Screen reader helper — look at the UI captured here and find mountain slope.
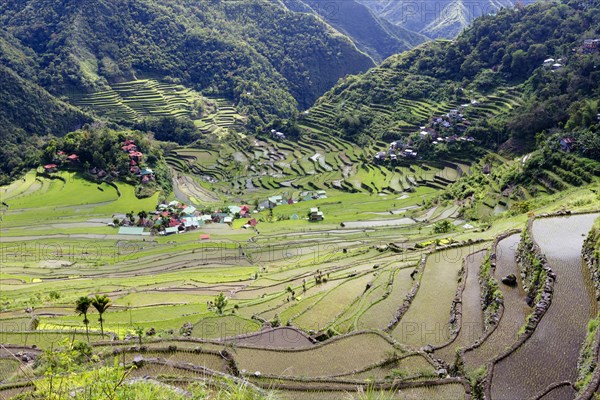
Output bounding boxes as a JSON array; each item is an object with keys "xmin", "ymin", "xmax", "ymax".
[
  {"xmin": 298, "ymin": 0, "xmax": 599, "ymax": 153},
  {"xmin": 0, "ymin": 63, "xmax": 91, "ymax": 184},
  {"xmin": 284, "ymin": 0, "xmax": 428, "ymax": 62},
  {"xmin": 0, "ymin": 29, "xmax": 92, "ymax": 183},
  {"xmin": 358, "ymin": 0, "xmax": 521, "ymax": 38},
  {"xmin": 0, "ymin": 0, "xmax": 375, "ymax": 116}
]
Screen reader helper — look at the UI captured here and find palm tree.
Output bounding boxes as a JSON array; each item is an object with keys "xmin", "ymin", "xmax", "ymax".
[
  {"xmin": 75, "ymin": 296, "xmax": 92, "ymax": 342},
  {"xmin": 91, "ymin": 295, "xmax": 111, "ymax": 337}
]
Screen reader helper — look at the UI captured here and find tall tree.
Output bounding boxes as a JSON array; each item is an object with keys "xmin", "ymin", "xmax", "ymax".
[
  {"xmin": 214, "ymin": 292, "xmax": 228, "ymax": 315},
  {"xmin": 91, "ymin": 295, "xmax": 111, "ymax": 337},
  {"xmin": 75, "ymin": 296, "xmax": 92, "ymax": 342},
  {"xmin": 137, "ymin": 210, "xmax": 148, "ymax": 226}
]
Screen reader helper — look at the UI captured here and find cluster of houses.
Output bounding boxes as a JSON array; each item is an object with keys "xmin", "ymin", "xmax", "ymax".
[
  {"xmin": 544, "ymin": 38, "xmax": 600, "ymax": 69},
  {"xmin": 43, "ymin": 152, "xmax": 80, "ymax": 173},
  {"xmin": 122, "ymin": 139, "xmax": 155, "ymax": 184},
  {"xmin": 374, "ymin": 140, "xmax": 418, "ymax": 163},
  {"xmin": 374, "ymin": 107, "xmax": 475, "ymax": 163},
  {"xmin": 116, "ymin": 201, "xmax": 259, "ymax": 236},
  {"xmin": 42, "ymin": 139, "xmax": 156, "ymax": 186},
  {"xmin": 115, "ymin": 191, "xmax": 330, "ymax": 236},
  {"xmin": 256, "ymin": 190, "xmax": 328, "ymax": 210},
  {"xmin": 581, "ymin": 38, "xmax": 600, "ymax": 53},
  {"xmin": 542, "ymin": 58, "xmax": 564, "ymax": 70}
]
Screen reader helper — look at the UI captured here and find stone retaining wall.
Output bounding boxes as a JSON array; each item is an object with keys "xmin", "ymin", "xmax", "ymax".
[{"xmin": 483, "ymin": 217, "xmax": 557, "ymax": 399}]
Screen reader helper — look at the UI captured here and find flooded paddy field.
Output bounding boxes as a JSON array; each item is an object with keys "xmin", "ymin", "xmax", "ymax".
[
  {"xmin": 491, "ymin": 213, "xmax": 599, "ymax": 399},
  {"xmin": 463, "ymin": 233, "xmax": 530, "ymax": 370},
  {"xmin": 435, "ymin": 249, "xmax": 486, "ymax": 363}
]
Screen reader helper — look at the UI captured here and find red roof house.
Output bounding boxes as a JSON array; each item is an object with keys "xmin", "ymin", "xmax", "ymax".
[
  {"xmin": 240, "ymin": 205, "xmax": 251, "ymax": 215},
  {"xmin": 122, "ymin": 144, "xmax": 137, "ymax": 152}
]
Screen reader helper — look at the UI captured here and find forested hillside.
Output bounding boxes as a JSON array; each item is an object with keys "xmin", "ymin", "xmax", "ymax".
[
  {"xmin": 303, "ymin": 0, "xmax": 599, "ymax": 154},
  {"xmin": 0, "ymin": 31, "xmax": 92, "ymax": 184},
  {"xmin": 0, "ymin": 0, "xmax": 386, "ymax": 182},
  {"xmin": 0, "ymin": 0, "xmax": 375, "ymax": 113}
]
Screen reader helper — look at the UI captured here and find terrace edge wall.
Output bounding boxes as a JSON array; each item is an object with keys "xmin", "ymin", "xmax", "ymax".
[
  {"xmin": 484, "ymin": 216, "xmax": 557, "ymax": 399},
  {"xmin": 577, "ymin": 217, "xmax": 600, "ymax": 400}
]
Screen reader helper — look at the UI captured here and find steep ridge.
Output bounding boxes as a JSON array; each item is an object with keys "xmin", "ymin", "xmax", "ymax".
[
  {"xmin": 0, "ymin": 0, "xmax": 375, "ymax": 113},
  {"xmin": 358, "ymin": 0, "xmax": 524, "ymax": 38},
  {"xmin": 286, "ymin": 0, "xmax": 428, "ymax": 62}
]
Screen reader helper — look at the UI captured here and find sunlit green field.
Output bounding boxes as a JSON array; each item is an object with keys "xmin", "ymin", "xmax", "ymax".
[{"xmin": 1, "ymin": 157, "xmax": 599, "ymax": 399}]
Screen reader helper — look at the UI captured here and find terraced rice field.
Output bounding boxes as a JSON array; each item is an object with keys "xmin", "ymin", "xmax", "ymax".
[
  {"xmin": 70, "ymin": 79, "xmax": 204, "ymax": 120},
  {"xmin": 276, "ymin": 383, "xmax": 467, "ymax": 400},
  {"xmin": 392, "ymin": 244, "xmax": 487, "ymax": 348},
  {"xmin": 194, "ymin": 97, "xmax": 246, "ymax": 135},
  {"xmin": 463, "ymin": 234, "xmax": 530, "ymax": 371},
  {"xmin": 491, "ymin": 213, "xmax": 599, "ymax": 399},
  {"xmin": 232, "ymin": 332, "xmax": 395, "ymax": 377},
  {"xmin": 0, "ymin": 359, "xmax": 21, "ymax": 383},
  {"xmin": 1, "ymin": 137, "xmax": 599, "ymax": 398},
  {"xmin": 435, "ymin": 249, "xmax": 486, "ymax": 362},
  {"xmin": 168, "ymin": 131, "xmax": 465, "ymax": 202},
  {"xmin": 356, "ymin": 267, "xmax": 416, "ymax": 331}
]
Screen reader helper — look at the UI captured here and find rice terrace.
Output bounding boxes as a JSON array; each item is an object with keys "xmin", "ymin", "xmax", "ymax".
[
  {"xmin": 0, "ymin": 0, "xmax": 600, "ymax": 399},
  {"xmin": 1, "ymin": 124, "xmax": 599, "ymax": 400}
]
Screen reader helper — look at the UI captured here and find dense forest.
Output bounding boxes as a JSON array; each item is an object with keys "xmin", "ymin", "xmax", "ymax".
[{"xmin": 0, "ymin": 0, "xmax": 376, "ymax": 112}]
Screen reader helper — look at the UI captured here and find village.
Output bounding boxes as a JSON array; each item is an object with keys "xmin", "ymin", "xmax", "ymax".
[
  {"xmin": 112, "ymin": 193, "xmax": 327, "ymax": 237},
  {"xmin": 43, "ymin": 138, "xmax": 156, "ymax": 184},
  {"xmin": 373, "ymin": 107, "xmax": 476, "ymax": 164},
  {"xmin": 41, "ymin": 136, "xmax": 328, "ymax": 237}
]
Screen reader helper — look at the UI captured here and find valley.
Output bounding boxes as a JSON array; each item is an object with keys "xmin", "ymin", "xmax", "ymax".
[
  {"xmin": 0, "ymin": 0, "xmax": 599, "ymax": 399},
  {"xmin": 0, "ymin": 147, "xmax": 598, "ymax": 399}
]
